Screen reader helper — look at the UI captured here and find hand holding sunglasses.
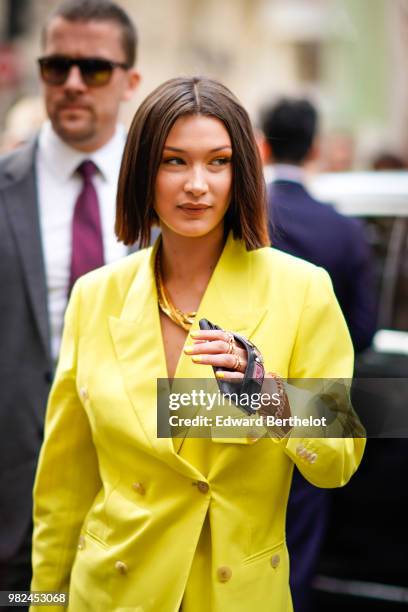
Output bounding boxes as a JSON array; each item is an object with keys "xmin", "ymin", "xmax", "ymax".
[{"xmin": 38, "ymin": 55, "xmax": 130, "ymax": 87}]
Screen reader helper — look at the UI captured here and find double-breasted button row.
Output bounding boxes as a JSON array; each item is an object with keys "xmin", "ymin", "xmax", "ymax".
[
  {"xmin": 115, "ymin": 560, "xmax": 128, "ymax": 575},
  {"xmin": 195, "ymin": 481, "xmax": 209, "ymax": 494},
  {"xmin": 132, "ymin": 482, "xmax": 146, "ymax": 495},
  {"xmin": 296, "ymin": 444, "xmax": 317, "ymax": 463},
  {"xmin": 217, "ymin": 566, "xmax": 232, "ymax": 582}
]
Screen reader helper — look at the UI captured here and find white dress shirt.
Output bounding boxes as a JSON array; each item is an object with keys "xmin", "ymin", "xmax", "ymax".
[
  {"xmin": 264, "ymin": 163, "xmax": 306, "ymax": 186},
  {"xmin": 37, "ymin": 121, "xmax": 128, "ymax": 361}
]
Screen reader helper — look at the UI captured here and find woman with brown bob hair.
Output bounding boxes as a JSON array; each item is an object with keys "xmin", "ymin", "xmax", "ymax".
[
  {"xmin": 115, "ymin": 76, "xmax": 269, "ymax": 249},
  {"xmin": 31, "ymin": 76, "xmax": 364, "ymax": 612}
]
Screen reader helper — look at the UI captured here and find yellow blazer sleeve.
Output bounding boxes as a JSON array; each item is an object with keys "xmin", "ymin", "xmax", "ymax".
[
  {"xmin": 30, "ymin": 281, "xmax": 101, "ymax": 609},
  {"xmin": 282, "ymin": 266, "xmax": 366, "ymax": 488}
]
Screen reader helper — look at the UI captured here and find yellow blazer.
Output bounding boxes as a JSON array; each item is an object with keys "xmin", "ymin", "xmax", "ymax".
[{"xmin": 31, "ymin": 235, "xmax": 365, "ymax": 612}]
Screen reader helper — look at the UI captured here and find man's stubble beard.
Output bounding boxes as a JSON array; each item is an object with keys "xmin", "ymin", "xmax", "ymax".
[
  {"xmin": 49, "ymin": 91, "xmax": 98, "ymax": 146},
  {"xmin": 52, "ymin": 110, "xmax": 98, "ymax": 146}
]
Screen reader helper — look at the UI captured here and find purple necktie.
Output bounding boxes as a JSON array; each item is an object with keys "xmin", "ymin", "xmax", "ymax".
[{"xmin": 69, "ymin": 160, "xmax": 104, "ymax": 293}]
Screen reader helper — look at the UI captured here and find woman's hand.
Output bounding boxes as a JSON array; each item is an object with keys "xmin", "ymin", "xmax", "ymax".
[
  {"xmin": 184, "ymin": 329, "xmax": 247, "ymax": 378},
  {"xmin": 184, "ymin": 331, "xmax": 291, "ymax": 427}
]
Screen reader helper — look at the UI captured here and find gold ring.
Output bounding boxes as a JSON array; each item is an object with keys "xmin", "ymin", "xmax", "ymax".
[
  {"xmin": 232, "ymin": 353, "xmax": 241, "ymax": 371},
  {"xmin": 226, "ymin": 333, "xmax": 235, "ymax": 354}
]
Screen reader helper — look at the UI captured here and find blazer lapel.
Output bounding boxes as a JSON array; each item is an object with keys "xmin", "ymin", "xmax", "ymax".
[
  {"xmin": 108, "ymin": 242, "xmax": 205, "ymax": 481},
  {"xmin": 109, "ymin": 235, "xmax": 269, "ymax": 468},
  {"xmin": 2, "ymin": 139, "xmax": 50, "ymax": 358},
  {"xmin": 173, "ymin": 234, "xmax": 268, "ymax": 449}
]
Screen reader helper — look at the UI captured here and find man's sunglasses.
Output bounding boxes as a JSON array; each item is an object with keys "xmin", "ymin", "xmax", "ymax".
[{"xmin": 37, "ymin": 56, "xmax": 130, "ymax": 87}]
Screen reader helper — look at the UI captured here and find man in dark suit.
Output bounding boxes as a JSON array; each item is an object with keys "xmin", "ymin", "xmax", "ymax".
[
  {"xmin": 261, "ymin": 99, "xmax": 377, "ymax": 611},
  {"xmin": 0, "ymin": 0, "xmax": 140, "ymax": 599}
]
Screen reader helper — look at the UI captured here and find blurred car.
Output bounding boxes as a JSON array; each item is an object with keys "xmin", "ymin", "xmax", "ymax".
[
  {"xmin": 306, "ymin": 171, "xmax": 408, "ymax": 611},
  {"xmin": 310, "ymin": 171, "xmax": 408, "ymax": 357}
]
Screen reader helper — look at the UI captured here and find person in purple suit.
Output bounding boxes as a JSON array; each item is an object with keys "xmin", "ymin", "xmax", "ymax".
[{"xmin": 261, "ymin": 98, "xmax": 377, "ymax": 612}]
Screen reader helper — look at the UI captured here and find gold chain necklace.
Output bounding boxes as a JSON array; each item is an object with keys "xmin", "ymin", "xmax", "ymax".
[{"xmin": 155, "ymin": 246, "xmax": 197, "ymax": 331}]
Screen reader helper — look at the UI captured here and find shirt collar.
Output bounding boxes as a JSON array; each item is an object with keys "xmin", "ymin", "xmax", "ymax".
[
  {"xmin": 270, "ymin": 163, "xmax": 305, "ymax": 184},
  {"xmin": 38, "ymin": 121, "xmax": 126, "ymax": 183}
]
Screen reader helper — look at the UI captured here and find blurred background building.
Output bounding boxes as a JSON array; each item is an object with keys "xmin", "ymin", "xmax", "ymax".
[{"xmin": 0, "ymin": 0, "xmax": 408, "ymax": 165}]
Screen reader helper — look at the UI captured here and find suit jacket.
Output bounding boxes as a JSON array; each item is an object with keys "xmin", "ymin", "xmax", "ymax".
[
  {"xmin": 268, "ymin": 179, "xmax": 377, "ymax": 352},
  {"xmin": 30, "ymin": 236, "xmax": 365, "ymax": 612},
  {"xmin": 0, "ymin": 139, "xmax": 136, "ymax": 566},
  {"xmin": 0, "ymin": 139, "xmax": 52, "ymax": 563}
]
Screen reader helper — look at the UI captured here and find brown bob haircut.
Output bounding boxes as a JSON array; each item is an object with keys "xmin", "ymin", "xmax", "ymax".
[{"xmin": 116, "ymin": 76, "xmax": 270, "ymax": 249}]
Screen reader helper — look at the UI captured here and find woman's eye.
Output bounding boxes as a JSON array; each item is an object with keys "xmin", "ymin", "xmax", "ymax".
[
  {"xmin": 211, "ymin": 157, "xmax": 232, "ymax": 166},
  {"xmin": 162, "ymin": 157, "xmax": 185, "ymax": 165}
]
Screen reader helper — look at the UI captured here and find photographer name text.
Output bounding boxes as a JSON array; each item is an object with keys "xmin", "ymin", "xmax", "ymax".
[{"xmin": 169, "ymin": 414, "xmax": 327, "ymax": 427}]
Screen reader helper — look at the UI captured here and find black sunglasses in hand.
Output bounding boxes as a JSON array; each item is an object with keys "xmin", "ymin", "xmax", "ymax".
[{"xmin": 37, "ymin": 55, "xmax": 130, "ymax": 87}]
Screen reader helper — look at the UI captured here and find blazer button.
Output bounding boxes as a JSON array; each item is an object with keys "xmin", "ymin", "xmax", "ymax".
[
  {"xmin": 310, "ymin": 453, "xmax": 317, "ymax": 463},
  {"xmin": 132, "ymin": 482, "xmax": 146, "ymax": 495},
  {"xmin": 196, "ymin": 481, "xmax": 209, "ymax": 494},
  {"xmin": 217, "ymin": 566, "xmax": 232, "ymax": 583},
  {"xmin": 270, "ymin": 554, "xmax": 280, "ymax": 569},
  {"xmin": 296, "ymin": 445, "xmax": 308, "ymax": 458},
  {"xmin": 77, "ymin": 535, "xmax": 85, "ymax": 550},
  {"xmin": 115, "ymin": 561, "xmax": 128, "ymax": 575}
]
